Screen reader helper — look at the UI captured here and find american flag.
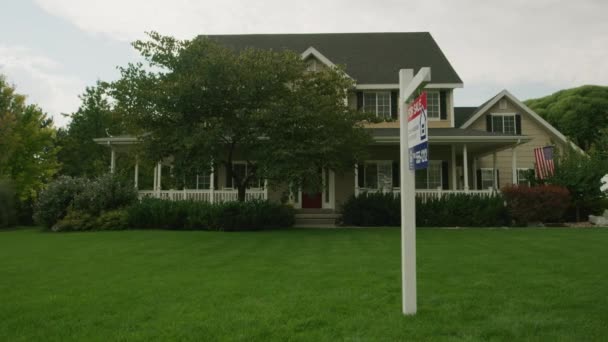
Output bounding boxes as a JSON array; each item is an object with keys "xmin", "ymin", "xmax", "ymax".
[{"xmin": 534, "ymin": 146, "xmax": 555, "ymax": 179}]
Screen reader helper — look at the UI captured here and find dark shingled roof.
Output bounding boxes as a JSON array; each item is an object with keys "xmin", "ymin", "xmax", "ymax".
[
  {"xmin": 454, "ymin": 107, "xmax": 478, "ymax": 127},
  {"xmin": 203, "ymin": 33, "xmax": 462, "ymax": 85}
]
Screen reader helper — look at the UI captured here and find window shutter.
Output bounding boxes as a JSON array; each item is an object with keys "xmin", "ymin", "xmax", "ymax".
[
  {"xmin": 515, "ymin": 114, "xmax": 522, "ymax": 135},
  {"xmin": 486, "ymin": 115, "xmax": 492, "ymax": 132},
  {"xmin": 356, "ymin": 91, "xmax": 363, "ymax": 111},
  {"xmin": 440, "ymin": 91, "xmax": 447, "ymax": 120},
  {"xmin": 357, "ymin": 165, "xmax": 365, "ymax": 187},
  {"xmin": 441, "ymin": 161, "xmax": 449, "ymax": 190},
  {"xmin": 496, "ymin": 169, "xmax": 500, "ymax": 189},
  {"xmin": 476, "ymin": 169, "xmax": 482, "ymax": 190},
  {"xmin": 391, "ymin": 91, "xmax": 398, "ymax": 119},
  {"xmin": 392, "ymin": 161, "xmax": 400, "ymax": 187}
]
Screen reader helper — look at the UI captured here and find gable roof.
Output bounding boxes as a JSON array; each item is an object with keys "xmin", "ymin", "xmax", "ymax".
[
  {"xmin": 202, "ymin": 32, "xmax": 463, "ymax": 85},
  {"xmin": 460, "ymin": 89, "xmax": 584, "ymax": 152}
]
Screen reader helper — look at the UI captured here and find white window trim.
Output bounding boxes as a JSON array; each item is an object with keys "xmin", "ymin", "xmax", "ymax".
[
  {"xmin": 517, "ymin": 168, "xmax": 533, "ymax": 185},
  {"xmin": 362, "ymin": 91, "xmax": 392, "ymax": 119},
  {"xmin": 416, "ymin": 160, "xmax": 443, "ymax": 189},
  {"xmin": 362, "ymin": 160, "xmax": 393, "ymax": 190},
  {"xmin": 490, "ymin": 113, "xmax": 517, "ymax": 134},
  {"xmin": 480, "ymin": 167, "xmax": 495, "ymax": 188},
  {"xmin": 426, "ymin": 91, "xmax": 441, "ymax": 121}
]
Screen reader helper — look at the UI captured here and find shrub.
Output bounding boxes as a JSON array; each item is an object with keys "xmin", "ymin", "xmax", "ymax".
[
  {"xmin": 74, "ymin": 174, "xmax": 137, "ymax": 216},
  {"xmin": 127, "ymin": 199, "xmax": 294, "ymax": 231},
  {"xmin": 0, "ymin": 179, "xmax": 17, "ymax": 228},
  {"xmin": 51, "ymin": 210, "xmax": 96, "ymax": 232},
  {"xmin": 96, "ymin": 209, "xmax": 129, "ymax": 231},
  {"xmin": 341, "ymin": 192, "xmax": 508, "ymax": 227},
  {"xmin": 502, "ymin": 185, "xmax": 571, "ymax": 225},
  {"xmin": 34, "ymin": 176, "xmax": 89, "ymax": 228}
]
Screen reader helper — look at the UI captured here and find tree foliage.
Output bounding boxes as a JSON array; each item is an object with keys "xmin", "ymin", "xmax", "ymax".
[
  {"xmin": 524, "ymin": 85, "xmax": 608, "ymax": 151},
  {"xmin": 56, "ymin": 83, "xmax": 123, "ymax": 177},
  {"xmin": 0, "ymin": 75, "xmax": 59, "ymax": 201},
  {"xmin": 110, "ymin": 32, "xmax": 372, "ymax": 201}
]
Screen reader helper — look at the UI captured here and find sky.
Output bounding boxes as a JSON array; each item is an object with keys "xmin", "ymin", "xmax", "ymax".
[{"xmin": 0, "ymin": 0, "xmax": 607, "ymax": 127}]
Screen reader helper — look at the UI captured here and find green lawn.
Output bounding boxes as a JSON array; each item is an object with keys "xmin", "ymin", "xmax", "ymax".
[{"xmin": 1, "ymin": 228, "xmax": 607, "ymax": 341}]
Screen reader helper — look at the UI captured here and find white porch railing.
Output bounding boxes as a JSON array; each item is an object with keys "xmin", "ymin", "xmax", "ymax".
[
  {"xmin": 138, "ymin": 189, "xmax": 267, "ymax": 202},
  {"xmin": 357, "ymin": 187, "xmax": 498, "ymax": 202}
]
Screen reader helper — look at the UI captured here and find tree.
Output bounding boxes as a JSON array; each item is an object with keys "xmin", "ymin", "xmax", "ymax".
[
  {"xmin": 0, "ymin": 75, "xmax": 59, "ymax": 213},
  {"xmin": 110, "ymin": 32, "xmax": 372, "ymax": 201},
  {"xmin": 525, "ymin": 85, "xmax": 608, "ymax": 151},
  {"xmin": 56, "ymin": 83, "xmax": 124, "ymax": 177},
  {"xmin": 545, "ymin": 146, "xmax": 608, "ymax": 221}
]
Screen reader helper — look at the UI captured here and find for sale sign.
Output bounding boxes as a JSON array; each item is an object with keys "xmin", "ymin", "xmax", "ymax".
[{"xmin": 407, "ymin": 92, "xmax": 429, "ymax": 170}]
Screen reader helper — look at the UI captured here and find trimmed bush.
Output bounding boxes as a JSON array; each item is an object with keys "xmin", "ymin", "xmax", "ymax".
[
  {"xmin": 502, "ymin": 185, "xmax": 571, "ymax": 225},
  {"xmin": 74, "ymin": 174, "xmax": 137, "ymax": 216},
  {"xmin": 33, "ymin": 176, "xmax": 89, "ymax": 228},
  {"xmin": 127, "ymin": 198, "xmax": 295, "ymax": 231},
  {"xmin": 0, "ymin": 179, "xmax": 17, "ymax": 228},
  {"xmin": 51, "ymin": 210, "xmax": 96, "ymax": 232},
  {"xmin": 96, "ymin": 209, "xmax": 129, "ymax": 231},
  {"xmin": 341, "ymin": 192, "xmax": 509, "ymax": 227}
]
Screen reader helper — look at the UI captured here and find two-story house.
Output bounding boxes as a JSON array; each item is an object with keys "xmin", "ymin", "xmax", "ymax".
[{"xmin": 95, "ymin": 32, "xmax": 577, "ymax": 219}]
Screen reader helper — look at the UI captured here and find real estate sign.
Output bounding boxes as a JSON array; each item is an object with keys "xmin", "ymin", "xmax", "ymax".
[{"xmin": 407, "ymin": 92, "xmax": 429, "ymax": 170}]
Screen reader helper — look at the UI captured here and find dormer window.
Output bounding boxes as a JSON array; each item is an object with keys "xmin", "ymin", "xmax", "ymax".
[
  {"xmin": 427, "ymin": 91, "xmax": 441, "ymax": 119},
  {"xmin": 363, "ymin": 92, "xmax": 391, "ymax": 119}
]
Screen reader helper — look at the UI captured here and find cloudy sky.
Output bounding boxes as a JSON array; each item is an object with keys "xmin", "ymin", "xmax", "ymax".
[{"xmin": 1, "ymin": 0, "xmax": 606, "ymax": 127}]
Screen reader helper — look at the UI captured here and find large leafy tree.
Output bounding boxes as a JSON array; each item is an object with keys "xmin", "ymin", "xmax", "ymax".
[
  {"xmin": 0, "ymin": 75, "xmax": 59, "ymax": 201},
  {"xmin": 56, "ymin": 83, "xmax": 123, "ymax": 177},
  {"xmin": 110, "ymin": 32, "xmax": 371, "ymax": 201},
  {"xmin": 524, "ymin": 85, "xmax": 608, "ymax": 151}
]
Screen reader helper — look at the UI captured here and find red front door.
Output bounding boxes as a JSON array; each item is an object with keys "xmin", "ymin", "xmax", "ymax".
[{"xmin": 302, "ymin": 192, "xmax": 322, "ymax": 208}]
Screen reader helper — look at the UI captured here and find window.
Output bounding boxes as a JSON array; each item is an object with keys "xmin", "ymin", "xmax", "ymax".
[
  {"xmin": 197, "ymin": 172, "xmax": 211, "ymax": 189},
  {"xmin": 491, "ymin": 114, "xmax": 516, "ymax": 134},
  {"xmin": 480, "ymin": 168, "xmax": 495, "ymax": 189},
  {"xmin": 363, "ymin": 92, "xmax": 391, "ymax": 119},
  {"xmin": 517, "ymin": 168, "xmax": 534, "ymax": 186},
  {"xmin": 415, "ymin": 161, "xmax": 442, "ymax": 189},
  {"xmin": 363, "ymin": 161, "xmax": 393, "ymax": 190},
  {"xmin": 229, "ymin": 162, "xmax": 262, "ymax": 189},
  {"xmin": 427, "ymin": 91, "xmax": 440, "ymax": 119}
]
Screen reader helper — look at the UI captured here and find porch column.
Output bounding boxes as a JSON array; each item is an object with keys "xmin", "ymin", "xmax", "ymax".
[
  {"xmin": 134, "ymin": 157, "xmax": 139, "ymax": 190},
  {"xmin": 472, "ymin": 158, "xmax": 478, "ymax": 190},
  {"xmin": 451, "ymin": 145, "xmax": 457, "ymax": 190},
  {"xmin": 354, "ymin": 163, "xmax": 359, "ymax": 197},
  {"xmin": 463, "ymin": 144, "xmax": 469, "ymax": 191},
  {"xmin": 492, "ymin": 152, "xmax": 498, "ymax": 190},
  {"xmin": 210, "ymin": 164, "xmax": 215, "ymax": 204},
  {"xmin": 153, "ymin": 164, "xmax": 157, "ymax": 191},
  {"xmin": 110, "ymin": 147, "xmax": 116, "ymax": 174},
  {"xmin": 511, "ymin": 148, "xmax": 517, "ymax": 185},
  {"xmin": 157, "ymin": 161, "xmax": 162, "ymax": 194}
]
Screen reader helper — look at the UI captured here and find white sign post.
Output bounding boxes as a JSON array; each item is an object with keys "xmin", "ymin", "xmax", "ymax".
[{"xmin": 399, "ymin": 68, "xmax": 431, "ymax": 315}]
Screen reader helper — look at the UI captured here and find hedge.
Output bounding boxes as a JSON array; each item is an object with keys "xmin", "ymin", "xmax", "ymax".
[
  {"xmin": 127, "ymin": 198, "xmax": 295, "ymax": 231},
  {"xmin": 502, "ymin": 185, "xmax": 571, "ymax": 225},
  {"xmin": 341, "ymin": 192, "xmax": 509, "ymax": 227}
]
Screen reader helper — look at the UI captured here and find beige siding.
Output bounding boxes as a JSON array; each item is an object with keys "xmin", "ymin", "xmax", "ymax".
[{"xmin": 469, "ymin": 96, "xmax": 565, "ymax": 187}]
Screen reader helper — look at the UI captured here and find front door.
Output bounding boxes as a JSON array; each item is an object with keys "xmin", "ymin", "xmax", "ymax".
[{"xmin": 302, "ymin": 192, "xmax": 322, "ymax": 209}]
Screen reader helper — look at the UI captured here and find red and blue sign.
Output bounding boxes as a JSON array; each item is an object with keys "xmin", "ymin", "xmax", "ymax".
[{"xmin": 407, "ymin": 92, "xmax": 429, "ymax": 170}]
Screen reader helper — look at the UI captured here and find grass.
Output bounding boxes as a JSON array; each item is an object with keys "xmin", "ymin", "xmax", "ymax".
[{"xmin": 1, "ymin": 227, "xmax": 607, "ymax": 341}]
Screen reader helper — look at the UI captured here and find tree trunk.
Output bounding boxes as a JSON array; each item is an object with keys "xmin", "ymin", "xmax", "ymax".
[
  {"xmin": 576, "ymin": 204, "xmax": 581, "ymax": 222},
  {"xmin": 237, "ymin": 184, "xmax": 247, "ymax": 202}
]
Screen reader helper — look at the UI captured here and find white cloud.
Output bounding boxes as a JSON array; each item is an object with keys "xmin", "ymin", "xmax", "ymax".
[
  {"xmin": 0, "ymin": 45, "xmax": 85, "ymax": 127},
  {"xmin": 33, "ymin": 0, "xmax": 608, "ymax": 102}
]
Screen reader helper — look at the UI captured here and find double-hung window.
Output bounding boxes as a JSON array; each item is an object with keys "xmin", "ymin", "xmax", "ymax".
[
  {"xmin": 491, "ymin": 114, "xmax": 516, "ymax": 134},
  {"xmin": 415, "ymin": 161, "xmax": 442, "ymax": 189},
  {"xmin": 229, "ymin": 162, "xmax": 262, "ymax": 189},
  {"xmin": 363, "ymin": 161, "xmax": 393, "ymax": 190},
  {"xmin": 363, "ymin": 92, "xmax": 391, "ymax": 119},
  {"xmin": 426, "ymin": 91, "xmax": 441, "ymax": 119},
  {"xmin": 517, "ymin": 168, "xmax": 534, "ymax": 186},
  {"xmin": 480, "ymin": 168, "xmax": 495, "ymax": 189}
]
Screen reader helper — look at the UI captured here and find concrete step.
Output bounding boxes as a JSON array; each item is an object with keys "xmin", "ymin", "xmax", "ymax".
[{"xmin": 294, "ymin": 212, "xmax": 340, "ymax": 228}]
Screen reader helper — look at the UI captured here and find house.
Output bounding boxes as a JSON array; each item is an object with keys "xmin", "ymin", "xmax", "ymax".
[{"xmin": 94, "ymin": 32, "xmax": 576, "ymax": 214}]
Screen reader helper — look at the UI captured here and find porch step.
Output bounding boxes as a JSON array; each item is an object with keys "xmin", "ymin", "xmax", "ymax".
[{"xmin": 294, "ymin": 210, "xmax": 341, "ymax": 228}]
